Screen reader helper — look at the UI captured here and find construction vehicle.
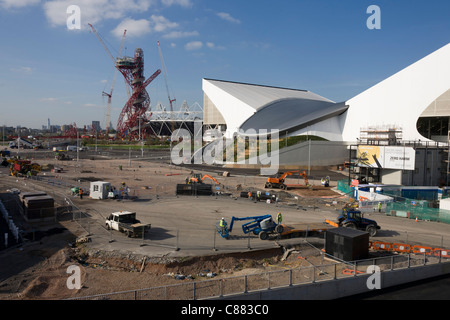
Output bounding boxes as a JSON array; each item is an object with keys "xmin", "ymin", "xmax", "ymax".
[
  {"xmin": 217, "ymin": 215, "xmax": 283, "ymax": 240},
  {"xmin": 105, "ymin": 211, "xmax": 150, "ymax": 238},
  {"xmin": 9, "ymin": 137, "xmax": 40, "ymax": 149},
  {"xmin": 0, "ymin": 149, "xmax": 10, "ymax": 157},
  {"xmin": 7, "ymin": 159, "xmax": 41, "ymax": 177},
  {"xmin": 55, "ymin": 151, "xmax": 72, "ymax": 161},
  {"xmin": 336, "ymin": 209, "xmax": 380, "ymax": 237},
  {"xmin": 186, "ymin": 173, "xmax": 219, "ymax": 185},
  {"xmin": 265, "ymin": 170, "xmax": 308, "ymax": 190},
  {"xmin": 177, "ymin": 173, "xmax": 219, "ymax": 196}
]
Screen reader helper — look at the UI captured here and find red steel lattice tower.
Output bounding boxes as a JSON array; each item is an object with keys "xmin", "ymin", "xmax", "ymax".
[
  {"xmin": 116, "ymin": 48, "xmax": 161, "ymax": 139},
  {"xmin": 89, "ymin": 24, "xmax": 160, "ymax": 139}
]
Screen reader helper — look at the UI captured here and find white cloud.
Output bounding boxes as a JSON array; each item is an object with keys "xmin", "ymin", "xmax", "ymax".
[
  {"xmin": 43, "ymin": 0, "xmax": 156, "ymax": 28},
  {"xmin": 150, "ymin": 15, "xmax": 178, "ymax": 32},
  {"xmin": 162, "ymin": 30, "xmax": 199, "ymax": 39},
  {"xmin": 112, "ymin": 18, "xmax": 152, "ymax": 38},
  {"xmin": 112, "ymin": 15, "xmax": 180, "ymax": 39},
  {"xmin": 205, "ymin": 42, "xmax": 225, "ymax": 50},
  {"xmin": 217, "ymin": 12, "xmax": 241, "ymax": 24},
  {"xmin": 40, "ymin": 97, "xmax": 58, "ymax": 102},
  {"xmin": 185, "ymin": 41, "xmax": 203, "ymax": 51},
  {"xmin": 0, "ymin": 0, "xmax": 40, "ymax": 9},
  {"xmin": 11, "ymin": 66, "xmax": 33, "ymax": 74},
  {"xmin": 161, "ymin": 0, "xmax": 192, "ymax": 8}
]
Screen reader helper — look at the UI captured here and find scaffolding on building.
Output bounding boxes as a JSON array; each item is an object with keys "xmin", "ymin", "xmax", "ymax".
[{"xmin": 359, "ymin": 125, "xmax": 403, "ymax": 145}]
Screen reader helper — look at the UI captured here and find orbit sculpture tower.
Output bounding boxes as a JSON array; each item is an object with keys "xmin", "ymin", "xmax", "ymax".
[{"xmin": 116, "ymin": 48, "xmax": 161, "ymax": 139}]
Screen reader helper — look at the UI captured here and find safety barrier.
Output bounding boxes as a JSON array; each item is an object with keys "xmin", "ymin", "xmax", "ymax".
[
  {"xmin": 70, "ymin": 251, "xmax": 450, "ymax": 300},
  {"xmin": 369, "ymin": 240, "xmax": 450, "ymax": 258}
]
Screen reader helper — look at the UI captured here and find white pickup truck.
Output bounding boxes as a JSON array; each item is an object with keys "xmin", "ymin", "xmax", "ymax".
[{"xmin": 105, "ymin": 211, "xmax": 150, "ymax": 238}]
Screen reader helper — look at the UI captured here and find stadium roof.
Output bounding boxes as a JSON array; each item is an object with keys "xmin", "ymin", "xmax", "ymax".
[
  {"xmin": 203, "ymin": 78, "xmax": 334, "ymax": 111},
  {"xmin": 239, "ymin": 98, "xmax": 348, "ymax": 134}
]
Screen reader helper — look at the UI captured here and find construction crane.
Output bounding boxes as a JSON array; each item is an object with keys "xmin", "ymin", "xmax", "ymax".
[
  {"xmin": 157, "ymin": 40, "xmax": 176, "ymax": 113},
  {"xmin": 88, "ymin": 23, "xmax": 116, "ymax": 64},
  {"xmin": 102, "ymin": 29, "xmax": 127, "ymax": 134},
  {"xmin": 64, "ymin": 122, "xmax": 79, "ymax": 138}
]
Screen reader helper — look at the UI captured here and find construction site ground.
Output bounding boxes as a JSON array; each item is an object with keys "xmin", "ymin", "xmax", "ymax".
[{"xmin": 1, "ymin": 148, "xmax": 450, "ymax": 300}]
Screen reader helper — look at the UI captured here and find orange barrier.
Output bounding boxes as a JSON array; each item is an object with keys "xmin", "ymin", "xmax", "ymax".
[
  {"xmin": 342, "ymin": 268, "xmax": 365, "ymax": 275},
  {"xmin": 411, "ymin": 245, "xmax": 433, "ymax": 255},
  {"xmin": 432, "ymin": 248, "xmax": 450, "ymax": 258},
  {"xmin": 370, "ymin": 241, "xmax": 449, "ymax": 258},
  {"xmin": 371, "ymin": 241, "xmax": 392, "ymax": 251},
  {"xmin": 392, "ymin": 243, "xmax": 411, "ymax": 253}
]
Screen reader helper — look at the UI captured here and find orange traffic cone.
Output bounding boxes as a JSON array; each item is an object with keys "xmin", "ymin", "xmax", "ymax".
[{"xmin": 415, "ymin": 217, "xmax": 418, "ymax": 222}]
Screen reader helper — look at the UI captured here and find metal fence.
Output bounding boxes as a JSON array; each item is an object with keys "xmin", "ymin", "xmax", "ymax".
[{"xmin": 69, "ymin": 251, "xmax": 450, "ymax": 300}]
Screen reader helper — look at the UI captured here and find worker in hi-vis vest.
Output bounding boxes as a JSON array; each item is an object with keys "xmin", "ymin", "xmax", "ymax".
[
  {"xmin": 277, "ymin": 212, "xmax": 282, "ymax": 225},
  {"xmin": 219, "ymin": 217, "xmax": 227, "ymax": 233}
]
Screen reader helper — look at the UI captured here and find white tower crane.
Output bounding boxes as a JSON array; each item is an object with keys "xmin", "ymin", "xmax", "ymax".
[
  {"xmin": 157, "ymin": 40, "xmax": 176, "ymax": 113},
  {"xmin": 88, "ymin": 23, "xmax": 127, "ymax": 134}
]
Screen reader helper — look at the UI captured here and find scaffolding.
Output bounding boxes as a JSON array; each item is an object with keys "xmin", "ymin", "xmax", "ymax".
[{"xmin": 359, "ymin": 125, "xmax": 403, "ymax": 145}]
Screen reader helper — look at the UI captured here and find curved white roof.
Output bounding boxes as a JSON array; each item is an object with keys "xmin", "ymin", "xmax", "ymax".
[
  {"xmin": 240, "ymin": 98, "xmax": 348, "ymax": 134},
  {"xmin": 202, "ymin": 78, "xmax": 335, "ymax": 136},
  {"xmin": 204, "ymin": 79, "xmax": 333, "ymax": 111},
  {"xmin": 203, "ymin": 43, "xmax": 450, "ymax": 142}
]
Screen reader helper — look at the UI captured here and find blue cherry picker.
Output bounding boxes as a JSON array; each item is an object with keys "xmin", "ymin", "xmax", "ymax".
[{"xmin": 217, "ymin": 215, "xmax": 283, "ymax": 240}]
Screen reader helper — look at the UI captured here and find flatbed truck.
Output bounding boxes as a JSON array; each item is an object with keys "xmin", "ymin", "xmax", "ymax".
[{"xmin": 105, "ymin": 211, "xmax": 150, "ymax": 238}]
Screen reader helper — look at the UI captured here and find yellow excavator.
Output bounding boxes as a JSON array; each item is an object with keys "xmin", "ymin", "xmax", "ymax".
[{"xmin": 7, "ymin": 159, "xmax": 41, "ymax": 177}]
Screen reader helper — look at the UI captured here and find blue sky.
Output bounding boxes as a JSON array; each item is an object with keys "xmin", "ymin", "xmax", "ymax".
[{"xmin": 1, "ymin": 0, "xmax": 450, "ymax": 130}]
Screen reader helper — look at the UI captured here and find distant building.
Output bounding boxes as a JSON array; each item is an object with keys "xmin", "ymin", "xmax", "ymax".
[{"xmin": 92, "ymin": 121, "xmax": 101, "ymax": 133}]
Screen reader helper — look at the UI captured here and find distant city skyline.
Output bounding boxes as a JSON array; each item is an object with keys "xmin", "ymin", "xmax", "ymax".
[{"xmin": 2, "ymin": 1, "xmax": 450, "ymax": 129}]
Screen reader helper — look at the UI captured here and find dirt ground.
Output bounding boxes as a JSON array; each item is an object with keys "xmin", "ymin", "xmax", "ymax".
[
  {"xmin": 0, "ymin": 233, "xmax": 329, "ymax": 300},
  {"xmin": 0, "ymin": 152, "xmax": 348, "ymax": 300}
]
